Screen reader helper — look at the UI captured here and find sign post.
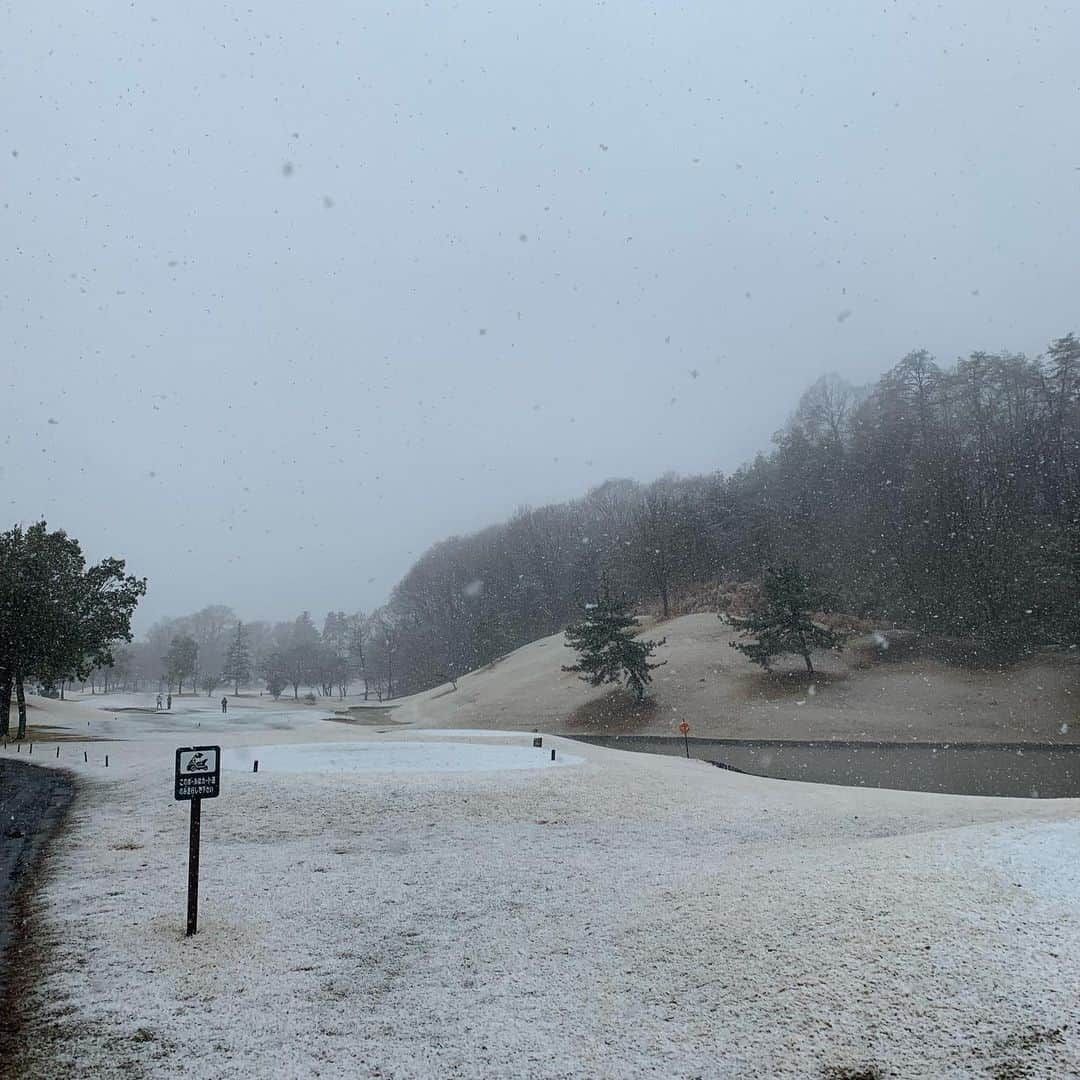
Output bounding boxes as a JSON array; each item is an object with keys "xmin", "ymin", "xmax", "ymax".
[
  {"xmin": 678, "ymin": 721, "xmax": 690, "ymax": 758},
  {"xmin": 174, "ymin": 746, "xmax": 221, "ymax": 936}
]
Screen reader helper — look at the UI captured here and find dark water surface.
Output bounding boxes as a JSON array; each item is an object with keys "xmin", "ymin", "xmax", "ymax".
[{"xmin": 564, "ymin": 734, "xmax": 1080, "ymax": 798}]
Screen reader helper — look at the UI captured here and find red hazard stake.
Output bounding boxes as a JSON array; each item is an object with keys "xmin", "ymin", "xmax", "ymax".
[{"xmin": 679, "ymin": 721, "xmax": 691, "ymax": 758}]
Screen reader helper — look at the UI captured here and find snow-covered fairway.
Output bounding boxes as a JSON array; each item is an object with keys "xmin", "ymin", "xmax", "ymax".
[
  {"xmin": 222, "ymin": 740, "xmax": 581, "ymax": 775},
  {"xmin": 8, "ymin": 697, "xmax": 1080, "ymax": 1078}
]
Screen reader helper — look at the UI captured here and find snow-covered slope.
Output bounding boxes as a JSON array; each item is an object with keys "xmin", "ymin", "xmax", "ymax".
[{"xmin": 389, "ymin": 613, "xmax": 1080, "ymax": 744}]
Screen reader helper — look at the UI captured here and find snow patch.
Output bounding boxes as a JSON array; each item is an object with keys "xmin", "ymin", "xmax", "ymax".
[
  {"xmin": 986, "ymin": 821, "xmax": 1080, "ymax": 902},
  {"xmin": 222, "ymin": 740, "xmax": 581, "ymax": 775}
]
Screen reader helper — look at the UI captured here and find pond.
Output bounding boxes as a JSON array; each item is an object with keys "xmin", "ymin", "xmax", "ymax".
[{"xmin": 565, "ymin": 735, "xmax": 1080, "ymax": 799}]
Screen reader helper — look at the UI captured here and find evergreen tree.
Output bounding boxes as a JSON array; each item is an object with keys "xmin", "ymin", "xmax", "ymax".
[
  {"xmin": 729, "ymin": 565, "xmax": 843, "ymax": 676},
  {"xmin": 261, "ymin": 647, "xmax": 289, "ymax": 699},
  {"xmin": 223, "ymin": 621, "xmax": 252, "ymax": 694},
  {"xmin": 563, "ymin": 584, "xmax": 666, "ymax": 702},
  {"xmin": 163, "ymin": 634, "xmax": 198, "ymax": 694},
  {"xmin": 1, "ymin": 522, "xmax": 145, "ymax": 738}
]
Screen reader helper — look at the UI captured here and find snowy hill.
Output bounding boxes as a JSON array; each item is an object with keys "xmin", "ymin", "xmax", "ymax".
[{"xmin": 386, "ymin": 613, "xmax": 1080, "ymax": 744}]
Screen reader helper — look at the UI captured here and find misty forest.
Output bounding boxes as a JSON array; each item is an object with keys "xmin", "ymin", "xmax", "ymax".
[{"xmin": 21, "ymin": 332, "xmax": 1077, "ymax": 704}]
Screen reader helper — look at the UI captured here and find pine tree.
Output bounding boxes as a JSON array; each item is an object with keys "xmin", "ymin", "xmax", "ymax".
[
  {"xmin": 223, "ymin": 621, "xmax": 252, "ymax": 694},
  {"xmin": 563, "ymin": 584, "xmax": 666, "ymax": 703},
  {"xmin": 729, "ymin": 565, "xmax": 843, "ymax": 676}
]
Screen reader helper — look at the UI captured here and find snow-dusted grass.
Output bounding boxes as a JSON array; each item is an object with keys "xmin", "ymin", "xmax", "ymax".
[
  {"xmin": 388, "ymin": 614, "xmax": 1080, "ymax": 745},
  {"xmin": 8, "ymin": 693, "xmax": 1080, "ymax": 1078}
]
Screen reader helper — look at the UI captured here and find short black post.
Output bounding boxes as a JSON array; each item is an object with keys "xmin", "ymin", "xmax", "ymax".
[
  {"xmin": 186, "ymin": 797, "xmax": 202, "ymax": 936},
  {"xmin": 550, "ymin": 747, "xmax": 556, "ymax": 761},
  {"xmin": 28, "ymin": 743, "xmax": 32, "ymax": 755},
  {"xmin": 253, "ymin": 760, "xmax": 259, "ymax": 773},
  {"xmin": 56, "ymin": 746, "xmax": 60, "ymax": 758},
  {"xmin": 83, "ymin": 750, "xmax": 88, "ymax": 763},
  {"xmin": 105, "ymin": 754, "xmax": 109, "ymax": 767},
  {"xmin": 683, "ymin": 732, "xmax": 690, "ymax": 759}
]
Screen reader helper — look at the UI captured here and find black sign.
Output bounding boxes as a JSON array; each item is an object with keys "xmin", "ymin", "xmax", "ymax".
[{"xmin": 175, "ymin": 745, "xmax": 221, "ymax": 800}]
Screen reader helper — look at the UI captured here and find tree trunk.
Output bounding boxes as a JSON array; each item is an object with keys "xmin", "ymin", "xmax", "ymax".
[
  {"xmin": 15, "ymin": 673, "xmax": 28, "ymax": 740},
  {"xmin": 660, "ymin": 580, "xmax": 670, "ymax": 618},
  {"xmin": 60, "ymin": 679, "xmax": 65, "ymax": 701},
  {"xmin": 0, "ymin": 672, "xmax": 11, "ymax": 737}
]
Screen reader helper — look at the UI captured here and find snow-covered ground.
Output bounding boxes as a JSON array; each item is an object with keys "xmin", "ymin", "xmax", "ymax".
[
  {"xmin": 221, "ymin": 740, "xmax": 580, "ymax": 774},
  {"xmin": 7, "ymin": 692, "xmax": 1080, "ymax": 1078}
]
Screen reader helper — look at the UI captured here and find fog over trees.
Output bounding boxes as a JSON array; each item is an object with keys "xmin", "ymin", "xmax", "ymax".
[
  {"xmin": 92, "ymin": 332, "xmax": 1080, "ymax": 703},
  {"xmin": 363, "ymin": 334, "xmax": 1080, "ymax": 694},
  {"xmin": 112, "ymin": 608, "xmax": 374, "ymax": 701}
]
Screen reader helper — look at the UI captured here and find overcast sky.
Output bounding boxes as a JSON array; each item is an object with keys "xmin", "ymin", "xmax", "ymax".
[{"xmin": 3, "ymin": 1, "xmax": 1078, "ymax": 630}]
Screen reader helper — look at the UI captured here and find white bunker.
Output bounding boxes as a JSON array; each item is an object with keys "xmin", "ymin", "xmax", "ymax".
[{"xmin": 222, "ymin": 738, "xmax": 580, "ymax": 774}]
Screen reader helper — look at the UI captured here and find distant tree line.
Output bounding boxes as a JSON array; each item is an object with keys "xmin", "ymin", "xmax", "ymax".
[
  {"xmin": 104, "ymin": 331, "xmax": 1079, "ymax": 702},
  {"xmin": 361, "ymin": 332, "xmax": 1080, "ymax": 694},
  {"xmin": 111, "ymin": 607, "xmax": 381, "ymax": 702}
]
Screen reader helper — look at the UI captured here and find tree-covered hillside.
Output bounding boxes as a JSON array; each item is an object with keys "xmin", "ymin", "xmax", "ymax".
[{"xmin": 369, "ymin": 334, "xmax": 1080, "ymax": 694}]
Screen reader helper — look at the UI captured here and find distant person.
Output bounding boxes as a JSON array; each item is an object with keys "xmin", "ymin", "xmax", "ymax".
[
  {"xmin": 221, "ymin": 695, "xmax": 228, "ymax": 714},
  {"xmin": 167, "ymin": 692, "xmax": 172, "ymax": 710},
  {"xmin": 156, "ymin": 693, "xmax": 163, "ymax": 711}
]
